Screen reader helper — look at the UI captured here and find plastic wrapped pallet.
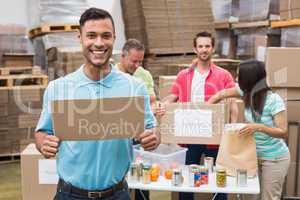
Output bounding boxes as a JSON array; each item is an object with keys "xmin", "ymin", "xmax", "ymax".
[
  {"xmin": 238, "ymin": 0, "xmax": 279, "ymax": 22},
  {"xmin": 236, "ymin": 28, "xmax": 280, "ymax": 61},
  {"xmin": 27, "ymin": 0, "xmax": 88, "ymax": 29},
  {"xmin": 281, "ymin": 27, "xmax": 300, "ymax": 47},
  {"xmin": 211, "ymin": 0, "xmax": 232, "ymax": 22},
  {"xmin": 215, "ymin": 30, "xmax": 237, "ymax": 59},
  {"xmin": 0, "ymin": 25, "xmax": 34, "ymax": 65}
]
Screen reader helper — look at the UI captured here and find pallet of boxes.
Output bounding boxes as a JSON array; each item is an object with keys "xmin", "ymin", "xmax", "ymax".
[{"xmin": 0, "ymin": 52, "xmax": 47, "ymax": 160}]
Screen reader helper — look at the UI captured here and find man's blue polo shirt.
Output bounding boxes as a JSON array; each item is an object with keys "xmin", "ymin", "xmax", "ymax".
[{"xmin": 36, "ymin": 64, "xmax": 156, "ymax": 190}]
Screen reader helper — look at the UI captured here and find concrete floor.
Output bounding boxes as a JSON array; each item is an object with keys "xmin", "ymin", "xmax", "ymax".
[{"xmin": 0, "ymin": 162, "xmax": 22, "ymax": 200}]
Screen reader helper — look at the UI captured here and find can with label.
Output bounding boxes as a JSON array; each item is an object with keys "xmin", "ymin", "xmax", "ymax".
[
  {"xmin": 129, "ymin": 163, "xmax": 139, "ymax": 182},
  {"xmin": 172, "ymin": 169, "xmax": 183, "ymax": 186},
  {"xmin": 216, "ymin": 169, "xmax": 226, "ymax": 187},
  {"xmin": 188, "ymin": 165, "xmax": 197, "ymax": 187},
  {"xmin": 142, "ymin": 165, "xmax": 151, "ymax": 184},
  {"xmin": 204, "ymin": 157, "xmax": 214, "ymax": 173},
  {"xmin": 200, "ymin": 166, "xmax": 209, "ymax": 185}
]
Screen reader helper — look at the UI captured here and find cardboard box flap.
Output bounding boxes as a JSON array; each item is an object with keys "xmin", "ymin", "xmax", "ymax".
[{"xmin": 51, "ymin": 97, "xmax": 145, "ymax": 140}]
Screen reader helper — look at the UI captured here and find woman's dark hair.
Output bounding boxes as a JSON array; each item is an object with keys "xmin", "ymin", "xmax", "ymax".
[{"xmin": 238, "ymin": 59, "xmax": 271, "ymax": 121}]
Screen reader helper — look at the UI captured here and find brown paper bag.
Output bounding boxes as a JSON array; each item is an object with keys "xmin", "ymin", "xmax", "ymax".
[{"xmin": 216, "ymin": 124, "xmax": 258, "ymax": 177}]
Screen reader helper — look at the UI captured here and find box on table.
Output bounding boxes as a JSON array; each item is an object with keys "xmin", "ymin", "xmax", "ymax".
[
  {"xmin": 159, "ymin": 103, "xmax": 230, "ymax": 144},
  {"xmin": 266, "ymin": 47, "xmax": 300, "ymax": 88},
  {"xmin": 133, "ymin": 144, "xmax": 187, "ymax": 172},
  {"xmin": 21, "ymin": 143, "xmax": 57, "ymax": 200}
]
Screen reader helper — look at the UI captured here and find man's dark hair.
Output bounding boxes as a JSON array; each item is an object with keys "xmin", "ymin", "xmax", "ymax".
[
  {"xmin": 79, "ymin": 7, "xmax": 115, "ymax": 33},
  {"xmin": 193, "ymin": 31, "xmax": 215, "ymax": 48}
]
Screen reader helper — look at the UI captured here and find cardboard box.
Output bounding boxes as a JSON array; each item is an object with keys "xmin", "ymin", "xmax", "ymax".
[
  {"xmin": 159, "ymin": 76, "xmax": 176, "ymax": 100},
  {"xmin": 286, "ymin": 101, "xmax": 300, "ymax": 122},
  {"xmin": 272, "ymin": 87, "xmax": 300, "ymax": 101},
  {"xmin": 284, "ymin": 123, "xmax": 299, "ymax": 196},
  {"xmin": 280, "ymin": 0, "xmax": 300, "ymax": 20},
  {"xmin": 159, "ymin": 103, "xmax": 229, "ymax": 144},
  {"xmin": 51, "ymin": 97, "xmax": 145, "ymax": 140},
  {"xmin": 3, "ymin": 53, "xmax": 34, "ymax": 67},
  {"xmin": 21, "ymin": 144, "xmax": 57, "ymax": 200},
  {"xmin": 266, "ymin": 47, "xmax": 300, "ymax": 87}
]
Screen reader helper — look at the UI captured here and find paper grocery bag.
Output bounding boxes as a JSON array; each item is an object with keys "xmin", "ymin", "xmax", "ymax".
[{"xmin": 216, "ymin": 124, "xmax": 258, "ymax": 177}]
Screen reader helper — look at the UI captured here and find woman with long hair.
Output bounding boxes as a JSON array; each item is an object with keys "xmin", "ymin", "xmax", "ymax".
[{"xmin": 208, "ymin": 59, "xmax": 290, "ymax": 200}]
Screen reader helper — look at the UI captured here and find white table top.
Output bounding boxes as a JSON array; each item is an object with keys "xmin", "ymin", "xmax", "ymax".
[{"xmin": 128, "ymin": 172, "xmax": 260, "ymax": 194}]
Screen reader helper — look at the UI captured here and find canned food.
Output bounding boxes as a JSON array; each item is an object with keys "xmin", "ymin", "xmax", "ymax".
[
  {"xmin": 188, "ymin": 165, "xmax": 198, "ymax": 187},
  {"xmin": 236, "ymin": 169, "xmax": 247, "ymax": 187},
  {"xmin": 194, "ymin": 171, "xmax": 201, "ymax": 187},
  {"xmin": 142, "ymin": 165, "xmax": 151, "ymax": 184},
  {"xmin": 172, "ymin": 169, "xmax": 183, "ymax": 186},
  {"xmin": 216, "ymin": 169, "xmax": 226, "ymax": 187},
  {"xmin": 130, "ymin": 163, "xmax": 139, "ymax": 182},
  {"xmin": 204, "ymin": 157, "xmax": 214, "ymax": 173},
  {"xmin": 200, "ymin": 166, "xmax": 209, "ymax": 185}
]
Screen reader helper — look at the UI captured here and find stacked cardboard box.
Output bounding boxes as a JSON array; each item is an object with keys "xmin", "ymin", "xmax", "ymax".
[
  {"xmin": 144, "ymin": 54, "xmax": 195, "ymax": 85},
  {"xmin": 0, "ymin": 86, "xmax": 45, "ymax": 155},
  {"xmin": 280, "ymin": 0, "xmax": 300, "ymax": 20},
  {"xmin": 266, "ymin": 48, "xmax": 300, "ymax": 197},
  {"xmin": 47, "ymin": 47, "xmax": 84, "ymax": 79},
  {"xmin": 121, "ymin": 0, "xmax": 215, "ymax": 55}
]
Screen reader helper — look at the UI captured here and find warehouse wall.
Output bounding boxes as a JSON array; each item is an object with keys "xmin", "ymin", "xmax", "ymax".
[{"xmin": 0, "ymin": 0, "xmax": 126, "ymax": 50}]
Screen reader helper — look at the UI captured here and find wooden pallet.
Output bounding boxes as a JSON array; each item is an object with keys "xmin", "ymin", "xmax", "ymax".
[
  {"xmin": 232, "ymin": 20, "xmax": 270, "ymax": 29},
  {"xmin": 271, "ymin": 19, "xmax": 300, "ymax": 28},
  {"xmin": 214, "ymin": 21, "xmax": 231, "ymax": 29},
  {"xmin": 0, "ymin": 66, "xmax": 41, "ymax": 75},
  {"xmin": 0, "ymin": 74, "xmax": 48, "ymax": 87},
  {"xmin": 0, "ymin": 153, "xmax": 20, "ymax": 164},
  {"xmin": 29, "ymin": 24, "xmax": 80, "ymax": 38}
]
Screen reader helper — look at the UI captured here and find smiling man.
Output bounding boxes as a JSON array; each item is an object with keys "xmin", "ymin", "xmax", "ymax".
[{"xmin": 34, "ymin": 8, "xmax": 160, "ymax": 200}]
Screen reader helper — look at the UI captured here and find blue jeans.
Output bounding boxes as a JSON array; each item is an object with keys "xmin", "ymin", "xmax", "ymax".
[
  {"xmin": 54, "ymin": 182, "xmax": 130, "ymax": 200},
  {"xmin": 179, "ymin": 144, "xmax": 227, "ymax": 200}
]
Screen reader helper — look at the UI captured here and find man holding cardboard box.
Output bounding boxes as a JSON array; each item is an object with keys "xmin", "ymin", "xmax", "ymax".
[
  {"xmin": 34, "ymin": 8, "xmax": 160, "ymax": 200},
  {"xmin": 159, "ymin": 31, "xmax": 238, "ymax": 200}
]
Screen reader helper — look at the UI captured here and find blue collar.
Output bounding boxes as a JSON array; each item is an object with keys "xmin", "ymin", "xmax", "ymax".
[{"xmin": 76, "ymin": 64, "xmax": 117, "ymax": 88}]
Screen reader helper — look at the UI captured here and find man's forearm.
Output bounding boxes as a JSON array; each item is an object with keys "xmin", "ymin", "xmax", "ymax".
[{"xmin": 230, "ymin": 100, "xmax": 239, "ymax": 123}]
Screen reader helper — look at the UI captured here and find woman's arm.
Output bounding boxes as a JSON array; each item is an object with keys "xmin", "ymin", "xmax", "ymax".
[
  {"xmin": 239, "ymin": 110, "xmax": 288, "ymax": 139},
  {"xmin": 208, "ymin": 87, "xmax": 241, "ymax": 104}
]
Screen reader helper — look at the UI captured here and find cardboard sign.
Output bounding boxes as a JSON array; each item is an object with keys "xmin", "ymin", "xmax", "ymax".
[
  {"xmin": 159, "ymin": 103, "xmax": 229, "ymax": 144},
  {"xmin": 51, "ymin": 97, "xmax": 145, "ymax": 140}
]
